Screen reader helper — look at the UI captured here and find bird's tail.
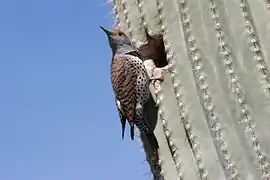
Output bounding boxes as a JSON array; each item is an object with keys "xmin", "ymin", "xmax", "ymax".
[
  {"xmin": 130, "ymin": 123, "xmax": 135, "ymax": 140},
  {"xmin": 120, "ymin": 118, "xmax": 126, "ymax": 140},
  {"xmin": 136, "ymin": 121, "xmax": 159, "ymax": 150},
  {"xmin": 145, "ymin": 131, "xmax": 159, "ymax": 151}
]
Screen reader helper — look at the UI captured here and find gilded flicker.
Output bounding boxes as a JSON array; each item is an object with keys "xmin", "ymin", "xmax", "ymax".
[
  {"xmin": 138, "ymin": 28, "xmax": 172, "ymax": 86},
  {"xmin": 100, "ymin": 26, "xmax": 163, "ymax": 150},
  {"xmin": 138, "ymin": 28, "xmax": 168, "ymax": 68}
]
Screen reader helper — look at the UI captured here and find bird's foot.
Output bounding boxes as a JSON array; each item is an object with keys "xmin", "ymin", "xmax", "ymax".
[
  {"xmin": 150, "ymin": 64, "xmax": 172, "ymax": 81},
  {"xmin": 150, "ymin": 64, "xmax": 173, "ymax": 89}
]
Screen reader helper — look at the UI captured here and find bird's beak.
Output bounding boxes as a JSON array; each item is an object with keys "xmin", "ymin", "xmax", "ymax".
[{"xmin": 100, "ymin": 26, "xmax": 113, "ymax": 37}]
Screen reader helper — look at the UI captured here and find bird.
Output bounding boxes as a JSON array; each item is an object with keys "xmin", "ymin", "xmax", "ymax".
[
  {"xmin": 138, "ymin": 28, "xmax": 172, "ymax": 87},
  {"xmin": 100, "ymin": 26, "xmax": 160, "ymax": 150},
  {"xmin": 138, "ymin": 28, "xmax": 168, "ymax": 68}
]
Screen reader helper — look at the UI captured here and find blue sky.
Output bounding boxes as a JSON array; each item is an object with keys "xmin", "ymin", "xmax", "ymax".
[{"xmin": 0, "ymin": 0, "xmax": 150, "ymax": 179}]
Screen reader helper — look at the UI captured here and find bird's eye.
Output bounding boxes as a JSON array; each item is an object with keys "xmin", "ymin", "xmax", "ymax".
[{"xmin": 118, "ymin": 32, "xmax": 123, "ymax": 36}]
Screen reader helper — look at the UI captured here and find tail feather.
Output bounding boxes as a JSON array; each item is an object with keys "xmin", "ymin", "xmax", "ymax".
[
  {"xmin": 115, "ymin": 99, "xmax": 127, "ymax": 140},
  {"xmin": 145, "ymin": 132, "xmax": 159, "ymax": 150},
  {"xmin": 134, "ymin": 103, "xmax": 159, "ymax": 150},
  {"xmin": 130, "ymin": 124, "xmax": 135, "ymax": 140},
  {"xmin": 121, "ymin": 118, "xmax": 126, "ymax": 140}
]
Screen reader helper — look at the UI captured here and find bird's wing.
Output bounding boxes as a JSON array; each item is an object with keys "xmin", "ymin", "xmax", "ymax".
[
  {"xmin": 110, "ymin": 55, "xmax": 138, "ymax": 125},
  {"xmin": 115, "ymin": 98, "xmax": 135, "ymax": 140},
  {"xmin": 114, "ymin": 98, "xmax": 127, "ymax": 139}
]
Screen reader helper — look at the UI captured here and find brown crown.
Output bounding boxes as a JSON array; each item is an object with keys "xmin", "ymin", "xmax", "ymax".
[{"xmin": 111, "ymin": 28, "xmax": 125, "ymax": 36}]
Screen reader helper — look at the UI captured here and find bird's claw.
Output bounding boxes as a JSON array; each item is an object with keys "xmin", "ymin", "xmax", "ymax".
[{"xmin": 149, "ymin": 64, "xmax": 173, "ymax": 84}]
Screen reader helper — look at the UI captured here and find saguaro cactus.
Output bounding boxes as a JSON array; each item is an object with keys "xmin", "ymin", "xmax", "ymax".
[{"xmin": 108, "ymin": 0, "xmax": 270, "ymax": 179}]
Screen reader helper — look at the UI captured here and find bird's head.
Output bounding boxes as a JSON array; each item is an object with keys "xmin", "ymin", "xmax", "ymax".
[
  {"xmin": 100, "ymin": 26, "xmax": 135, "ymax": 55},
  {"xmin": 144, "ymin": 28, "xmax": 163, "ymax": 48},
  {"xmin": 138, "ymin": 28, "xmax": 168, "ymax": 67}
]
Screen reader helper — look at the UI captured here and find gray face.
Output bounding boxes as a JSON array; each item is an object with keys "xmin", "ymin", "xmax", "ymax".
[{"xmin": 109, "ymin": 32, "xmax": 132, "ymax": 48}]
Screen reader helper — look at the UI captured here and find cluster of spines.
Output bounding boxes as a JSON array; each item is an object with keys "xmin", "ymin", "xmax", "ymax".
[
  {"xmin": 106, "ymin": 0, "xmax": 120, "ymax": 28},
  {"xmin": 240, "ymin": 0, "xmax": 270, "ymax": 98}
]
